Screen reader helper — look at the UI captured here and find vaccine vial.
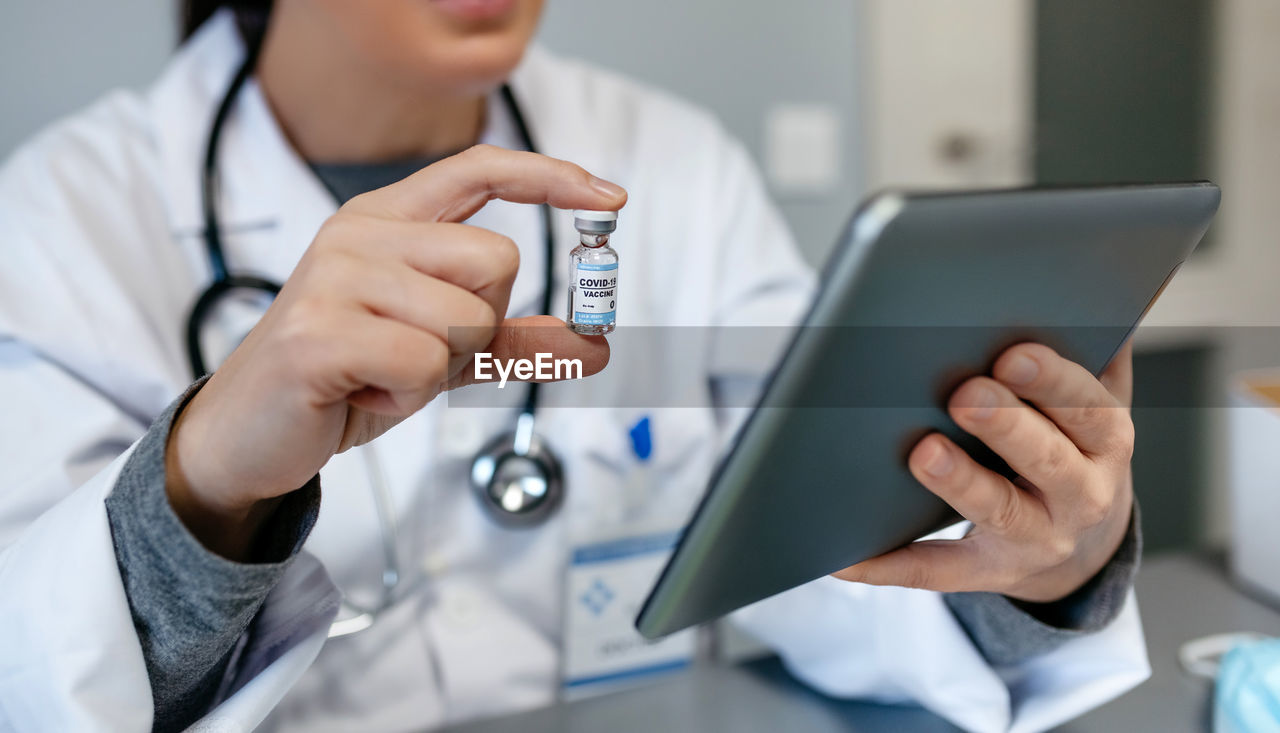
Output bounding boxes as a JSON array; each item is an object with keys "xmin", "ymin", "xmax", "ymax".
[{"xmin": 568, "ymin": 209, "xmax": 619, "ymax": 335}]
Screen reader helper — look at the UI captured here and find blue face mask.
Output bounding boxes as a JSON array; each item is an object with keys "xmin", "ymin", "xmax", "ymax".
[{"xmin": 1216, "ymin": 638, "xmax": 1280, "ymax": 733}]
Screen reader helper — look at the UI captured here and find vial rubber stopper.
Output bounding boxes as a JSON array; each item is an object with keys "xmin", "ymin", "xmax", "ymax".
[{"xmin": 573, "ymin": 209, "xmax": 618, "ymax": 234}]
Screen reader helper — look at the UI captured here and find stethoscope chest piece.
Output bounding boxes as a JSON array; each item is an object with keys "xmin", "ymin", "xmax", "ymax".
[{"xmin": 469, "ymin": 412, "xmax": 564, "ymax": 527}]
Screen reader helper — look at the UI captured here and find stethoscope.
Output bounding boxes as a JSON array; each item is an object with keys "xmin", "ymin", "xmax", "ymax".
[{"xmin": 190, "ymin": 47, "xmax": 564, "ymax": 636}]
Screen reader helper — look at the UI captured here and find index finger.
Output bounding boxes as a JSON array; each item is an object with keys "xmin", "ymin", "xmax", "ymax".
[{"xmin": 347, "ymin": 144, "xmax": 628, "ymax": 223}]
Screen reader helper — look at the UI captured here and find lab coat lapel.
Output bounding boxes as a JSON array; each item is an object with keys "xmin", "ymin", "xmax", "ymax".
[
  {"xmin": 151, "ymin": 9, "xmax": 336, "ymax": 287},
  {"xmin": 153, "ymin": 25, "xmax": 592, "ymax": 316},
  {"xmin": 504, "ymin": 48, "xmax": 609, "ymax": 322},
  {"xmin": 203, "ymin": 72, "xmax": 338, "ymax": 284}
]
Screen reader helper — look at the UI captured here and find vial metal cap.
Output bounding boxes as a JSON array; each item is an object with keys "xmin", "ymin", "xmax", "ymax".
[{"xmin": 573, "ymin": 209, "xmax": 618, "ymax": 235}]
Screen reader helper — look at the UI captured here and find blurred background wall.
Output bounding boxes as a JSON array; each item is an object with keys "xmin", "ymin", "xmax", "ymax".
[
  {"xmin": 3, "ymin": 0, "xmax": 1278, "ymax": 554},
  {"xmin": 860, "ymin": 0, "xmax": 1280, "ymax": 552},
  {"xmin": 0, "ymin": 0, "xmax": 862, "ymax": 264},
  {"xmin": 0, "ymin": 0, "xmax": 176, "ymax": 159}
]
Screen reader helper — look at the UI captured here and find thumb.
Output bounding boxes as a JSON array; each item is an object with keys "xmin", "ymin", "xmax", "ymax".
[{"xmin": 446, "ymin": 315, "xmax": 610, "ymax": 390}]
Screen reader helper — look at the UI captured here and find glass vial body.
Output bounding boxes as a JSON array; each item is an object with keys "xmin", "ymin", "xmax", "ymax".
[
  {"xmin": 567, "ymin": 209, "xmax": 619, "ymax": 335},
  {"xmin": 567, "ymin": 232, "xmax": 618, "ymax": 335}
]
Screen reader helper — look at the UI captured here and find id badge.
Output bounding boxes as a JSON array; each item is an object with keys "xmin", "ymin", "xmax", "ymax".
[{"xmin": 561, "ymin": 529, "xmax": 696, "ymax": 699}]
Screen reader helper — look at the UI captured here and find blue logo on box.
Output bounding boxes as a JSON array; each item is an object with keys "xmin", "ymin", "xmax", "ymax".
[{"xmin": 579, "ymin": 578, "xmax": 615, "ymax": 616}]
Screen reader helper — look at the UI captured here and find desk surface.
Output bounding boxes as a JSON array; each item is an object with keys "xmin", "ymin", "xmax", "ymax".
[
  {"xmin": 1058, "ymin": 553, "xmax": 1280, "ymax": 732},
  {"xmin": 442, "ymin": 554, "xmax": 1280, "ymax": 733}
]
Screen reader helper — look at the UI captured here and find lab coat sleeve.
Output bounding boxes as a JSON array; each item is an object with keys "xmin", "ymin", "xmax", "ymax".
[
  {"xmin": 0, "ymin": 345, "xmax": 339, "ymax": 733},
  {"xmin": 699, "ymin": 140, "xmax": 1150, "ymax": 732},
  {"xmin": 104, "ymin": 378, "xmax": 333, "ymax": 733},
  {"xmin": 944, "ymin": 505, "xmax": 1143, "ymax": 668},
  {"xmin": 0, "ymin": 120, "xmax": 337, "ymax": 730},
  {"xmin": 731, "ymin": 577, "xmax": 1148, "ymax": 733}
]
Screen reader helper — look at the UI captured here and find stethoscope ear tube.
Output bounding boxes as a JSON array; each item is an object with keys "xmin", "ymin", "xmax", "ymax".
[
  {"xmin": 189, "ymin": 44, "xmax": 279, "ymax": 380},
  {"xmin": 186, "ymin": 274, "xmax": 281, "ymax": 378},
  {"xmin": 189, "ymin": 52, "xmax": 567, "ymax": 639}
]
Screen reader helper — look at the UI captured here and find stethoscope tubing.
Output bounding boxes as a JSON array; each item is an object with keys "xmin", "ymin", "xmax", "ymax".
[{"xmin": 189, "ymin": 47, "xmax": 562, "ymax": 634}]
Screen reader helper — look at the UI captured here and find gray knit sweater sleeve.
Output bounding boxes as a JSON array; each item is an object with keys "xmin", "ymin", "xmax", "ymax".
[
  {"xmin": 104, "ymin": 378, "xmax": 322, "ymax": 733},
  {"xmin": 944, "ymin": 504, "xmax": 1142, "ymax": 667}
]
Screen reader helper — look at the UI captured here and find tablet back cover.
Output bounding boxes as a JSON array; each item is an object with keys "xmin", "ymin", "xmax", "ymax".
[{"xmin": 636, "ymin": 183, "xmax": 1220, "ymax": 639}]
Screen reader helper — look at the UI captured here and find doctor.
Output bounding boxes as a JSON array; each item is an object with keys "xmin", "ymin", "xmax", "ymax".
[{"xmin": 0, "ymin": 1, "xmax": 1146, "ymax": 732}]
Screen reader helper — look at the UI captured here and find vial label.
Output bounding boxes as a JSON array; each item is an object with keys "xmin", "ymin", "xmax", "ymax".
[{"xmin": 573, "ymin": 261, "xmax": 618, "ymax": 325}]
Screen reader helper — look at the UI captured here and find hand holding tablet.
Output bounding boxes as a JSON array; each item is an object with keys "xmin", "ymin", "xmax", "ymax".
[{"xmin": 638, "ymin": 182, "xmax": 1220, "ymax": 638}]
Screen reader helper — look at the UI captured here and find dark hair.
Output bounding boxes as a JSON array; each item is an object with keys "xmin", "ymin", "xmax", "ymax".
[{"xmin": 180, "ymin": 0, "xmax": 273, "ymax": 48}]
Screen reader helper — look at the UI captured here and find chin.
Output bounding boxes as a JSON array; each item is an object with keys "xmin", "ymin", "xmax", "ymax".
[
  {"xmin": 395, "ymin": 0, "xmax": 543, "ymax": 94},
  {"xmin": 305, "ymin": 0, "xmax": 544, "ymax": 96},
  {"xmin": 416, "ymin": 35, "xmax": 533, "ymax": 94}
]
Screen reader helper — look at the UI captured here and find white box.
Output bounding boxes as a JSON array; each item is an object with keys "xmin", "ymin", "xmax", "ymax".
[{"xmin": 1228, "ymin": 371, "xmax": 1280, "ymax": 604}]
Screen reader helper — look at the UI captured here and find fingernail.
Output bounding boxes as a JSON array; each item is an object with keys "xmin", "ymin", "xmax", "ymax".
[
  {"xmin": 1003, "ymin": 354, "xmax": 1039, "ymax": 386},
  {"xmin": 920, "ymin": 439, "xmax": 954, "ymax": 477},
  {"xmin": 967, "ymin": 385, "xmax": 999, "ymax": 420},
  {"xmin": 589, "ymin": 175, "xmax": 626, "ymax": 199}
]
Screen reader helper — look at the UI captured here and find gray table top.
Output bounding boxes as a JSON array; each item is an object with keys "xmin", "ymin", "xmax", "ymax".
[
  {"xmin": 1057, "ymin": 553, "xmax": 1280, "ymax": 732},
  {"xmin": 441, "ymin": 553, "xmax": 1280, "ymax": 733}
]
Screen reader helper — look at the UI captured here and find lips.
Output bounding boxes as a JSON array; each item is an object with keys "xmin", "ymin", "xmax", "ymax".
[{"xmin": 429, "ymin": 0, "xmax": 518, "ymax": 23}]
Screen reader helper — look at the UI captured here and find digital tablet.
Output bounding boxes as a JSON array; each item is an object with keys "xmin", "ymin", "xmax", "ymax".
[{"xmin": 636, "ymin": 182, "xmax": 1220, "ymax": 639}]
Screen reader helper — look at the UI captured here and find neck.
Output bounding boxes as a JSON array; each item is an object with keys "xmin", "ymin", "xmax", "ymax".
[{"xmin": 256, "ymin": 16, "xmax": 485, "ymax": 163}]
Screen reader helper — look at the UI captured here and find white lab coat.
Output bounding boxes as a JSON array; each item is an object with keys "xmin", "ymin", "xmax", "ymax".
[{"xmin": 0, "ymin": 11, "xmax": 1149, "ymax": 733}]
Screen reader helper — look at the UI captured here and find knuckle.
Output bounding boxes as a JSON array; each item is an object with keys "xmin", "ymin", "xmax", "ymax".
[
  {"xmin": 276, "ymin": 304, "xmax": 338, "ymax": 374},
  {"xmin": 466, "ymin": 296, "xmax": 498, "ymax": 331},
  {"xmin": 1045, "ymin": 534, "xmax": 1077, "ymax": 565},
  {"xmin": 421, "ymin": 337, "xmax": 450, "ymax": 381},
  {"xmin": 1067, "ymin": 402, "xmax": 1110, "ymax": 431},
  {"xmin": 932, "ymin": 462, "xmax": 980, "ymax": 511},
  {"xmin": 937, "ymin": 462, "xmax": 973, "ymax": 502},
  {"xmin": 1076, "ymin": 483, "xmax": 1114, "ymax": 526},
  {"xmin": 488, "ymin": 234, "xmax": 520, "ymax": 280},
  {"xmin": 988, "ymin": 491, "xmax": 1022, "ymax": 534},
  {"xmin": 342, "ymin": 191, "xmax": 377, "ymax": 214},
  {"xmin": 402, "ymin": 390, "xmax": 435, "ymax": 417},
  {"xmin": 1069, "ymin": 401, "xmax": 1134, "ymax": 462},
  {"xmin": 305, "ymin": 230, "xmax": 362, "ymax": 273},
  {"xmin": 1112, "ymin": 414, "xmax": 1137, "ymax": 462},
  {"xmin": 901, "ymin": 563, "xmax": 934, "ymax": 591},
  {"xmin": 389, "ymin": 334, "xmax": 446, "ymax": 392},
  {"xmin": 463, "ymin": 143, "xmax": 498, "ymax": 161},
  {"xmin": 987, "ymin": 405, "xmax": 1021, "ymax": 442},
  {"xmin": 1029, "ymin": 441, "xmax": 1073, "ymax": 483},
  {"xmin": 313, "ymin": 255, "xmax": 363, "ymax": 291},
  {"xmin": 448, "ymin": 324, "xmax": 485, "ymax": 356},
  {"xmin": 315, "ymin": 213, "xmax": 362, "ymax": 250},
  {"xmin": 997, "ymin": 565, "xmax": 1025, "ymax": 592},
  {"xmin": 277, "ymin": 298, "xmax": 329, "ymax": 344}
]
